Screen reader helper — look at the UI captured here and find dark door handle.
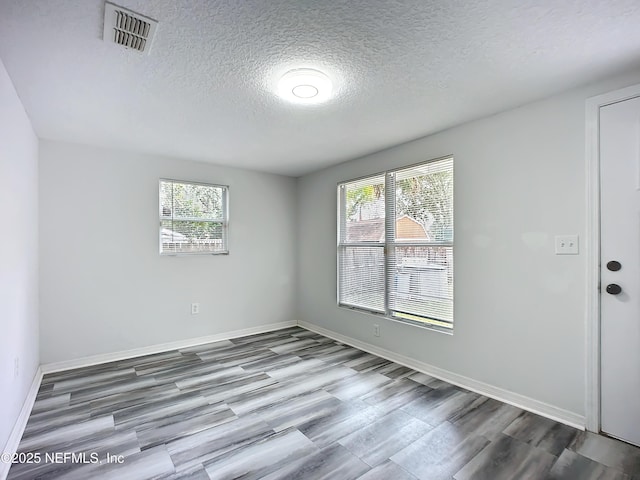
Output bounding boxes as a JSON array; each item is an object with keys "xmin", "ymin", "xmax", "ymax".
[
  {"xmin": 606, "ymin": 284, "xmax": 622, "ymax": 295},
  {"xmin": 607, "ymin": 261, "xmax": 622, "ymax": 271}
]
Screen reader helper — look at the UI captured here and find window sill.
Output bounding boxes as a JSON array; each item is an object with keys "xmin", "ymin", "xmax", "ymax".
[
  {"xmin": 160, "ymin": 251, "xmax": 229, "ymax": 256},
  {"xmin": 337, "ymin": 304, "xmax": 454, "ymax": 336}
]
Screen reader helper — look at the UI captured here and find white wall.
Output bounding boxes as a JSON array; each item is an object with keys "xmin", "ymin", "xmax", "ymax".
[
  {"xmin": 39, "ymin": 141, "xmax": 296, "ymax": 364},
  {"xmin": 297, "ymin": 70, "xmax": 640, "ymax": 417},
  {"xmin": 0, "ymin": 59, "xmax": 39, "ymax": 451}
]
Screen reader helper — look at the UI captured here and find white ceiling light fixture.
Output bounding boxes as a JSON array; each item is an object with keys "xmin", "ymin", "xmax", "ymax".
[{"xmin": 278, "ymin": 68, "xmax": 333, "ymax": 104}]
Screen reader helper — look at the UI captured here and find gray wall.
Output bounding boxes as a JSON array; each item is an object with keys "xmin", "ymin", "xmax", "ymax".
[
  {"xmin": 0, "ymin": 59, "xmax": 39, "ymax": 452},
  {"xmin": 39, "ymin": 141, "xmax": 297, "ymax": 363},
  {"xmin": 296, "ymin": 69, "xmax": 640, "ymax": 417}
]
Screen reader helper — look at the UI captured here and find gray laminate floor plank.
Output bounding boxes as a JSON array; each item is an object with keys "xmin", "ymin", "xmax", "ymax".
[
  {"xmin": 372, "ymin": 363, "xmax": 415, "ymax": 379},
  {"xmin": 548, "ymin": 449, "xmax": 632, "ymax": 480},
  {"xmin": 30, "ymin": 393, "xmax": 71, "ymax": 413},
  {"xmin": 165, "ymin": 414, "xmax": 274, "ymax": 472},
  {"xmin": 7, "ymin": 430, "xmax": 141, "ymax": 480},
  {"xmin": 152, "ymin": 359, "xmax": 244, "ymax": 384},
  {"xmin": 158, "ymin": 464, "xmax": 211, "ymax": 480},
  {"xmin": 22, "ymin": 408, "xmax": 92, "ymax": 438},
  {"xmin": 8, "ymin": 326, "xmax": 640, "ymax": 480},
  {"xmin": 202, "ymin": 374, "xmax": 279, "ymax": 405},
  {"xmin": 133, "ymin": 354, "xmax": 204, "ymax": 376},
  {"xmin": 178, "ymin": 339, "xmax": 234, "ymax": 354},
  {"xmin": 406, "ymin": 371, "xmax": 439, "ymax": 386},
  {"xmin": 229, "ymin": 330, "xmax": 297, "ymax": 346},
  {"xmin": 253, "ymin": 389, "xmax": 341, "ymax": 432},
  {"xmin": 113, "ymin": 394, "xmax": 210, "ymax": 430},
  {"xmin": 57, "ymin": 444, "xmax": 176, "ymax": 480},
  {"xmin": 269, "ymin": 338, "xmax": 320, "ymax": 354},
  {"xmin": 356, "ymin": 460, "xmax": 418, "ymax": 480},
  {"xmin": 259, "ymin": 443, "xmax": 370, "ymax": 480},
  {"xmin": 338, "ymin": 409, "xmax": 431, "ymax": 467},
  {"xmin": 87, "ymin": 383, "xmax": 184, "ymax": 416},
  {"xmin": 52, "ymin": 368, "xmax": 137, "ymax": 391},
  {"xmin": 391, "ymin": 420, "xmax": 490, "ymax": 480},
  {"xmin": 227, "ymin": 365, "xmax": 357, "ymax": 416},
  {"xmin": 402, "ymin": 389, "xmax": 481, "ymax": 427},
  {"xmin": 68, "ymin": 376, "xmax": 158, "ymax": 405},
  {"xmin": 239, "ymin": 352, "xmax": 302, "ymax": 373},
  {"xmin": 503, "ymin": 410, "xmax": 579, "ymax": 456},
  {"xmin": 324, "ymin": 371, "xmax": 393, "ymax": 401},
  {"xmin": 362, "ymin": 377, "xmax": 433, "ymax": 415},
  {"xmin": 18, "ymin": 415, "xmax": 116, "ymax": 452},
  {"xmin": 297, "ymin": 401, "xmax": 387, "ymax": 449},
  {"xmin": 313, "ymin": 346, "xmax": 366, "ymax": 365},
  {"xmin": 264, "ymin": 357, "xmax": 327, "ymax": 380},
  {"xmin": 173, "ymin": 365, "xmax": 246, "ymax": 390},
  {"xmin": 449, "ymin": 396, "xmax": 523, "ymax": 440},
  {"xmin": 203, "ymin": 428, "xmax": 318, "ymax": 480},
  {"xmin": 136, "ymin": 404, "xmax": 237, "ymax": 449},
  {"xmin": 568, "ymin": 430, "xmax": 640, "ymax": 476},
  {"xmin": 453, "ymin": 433, "xmax": 557, "ymax": 480},
  {"xmin": 107, "ymin": 350, "xmax": 185, "ymax": 371}
]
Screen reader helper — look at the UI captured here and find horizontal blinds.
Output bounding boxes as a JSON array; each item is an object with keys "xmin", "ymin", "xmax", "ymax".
[
  {"xmin": 338, "ymin": 156, "xmax": 454, "ymax": 328},
  {"xmin": 340, "ymin": 175, "xmax": 385, "ymax": 243},
  {"xmin": 338, "ymin": 175, "xmax": 385, "ymax": 312},
  {"xmin": 389, "ymin": 158, "xmax": 453, "ymax": 326},
  {"xmin": 389, "ymin": 245, "xmax": 453, "ymax": 326},
  {"xmin": 394, "ymin": 158, "xmax": 453, "ymax": 242},
  {"xmin": 338, "ymin": 245, "xmax": 385, "ymax": 312},
  {"xmin": 160, "ymin": 180, "xmax": 228, "ymax": 254}
]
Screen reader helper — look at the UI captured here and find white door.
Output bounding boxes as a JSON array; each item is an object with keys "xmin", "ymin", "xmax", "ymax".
[{"xmin": 600, "ymin": 95, "xmax": 640, "ymax": 447}]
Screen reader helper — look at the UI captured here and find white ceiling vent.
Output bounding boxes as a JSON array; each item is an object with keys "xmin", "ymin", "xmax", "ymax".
[{"xmin": 103, "ymin": 2, "xmax": 158, "ymax": 54}]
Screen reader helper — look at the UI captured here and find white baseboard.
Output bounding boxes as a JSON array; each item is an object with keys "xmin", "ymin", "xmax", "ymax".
[
  {"xmin": 41, "ymin": 321, "xmax": 297, "ymax": 374},
  {"xmin": 298, "ymin": 320, "xmax": 585, "ymax": 430},
  {"xmin": 1, "ymin": 367, "xmax": 43, "ymax": 480}
]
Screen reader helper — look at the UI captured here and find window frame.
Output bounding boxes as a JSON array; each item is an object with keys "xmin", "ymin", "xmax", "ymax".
[
  {"xmin": 337, "ymin": 155, "xmax": 454, "ymax": 333},
  {"xmin": 337, "ymin": 173, "xmax": 387, "ymax": 314},
  {"xmin": 159, "ymin": 178, "xmax": 229, "ymax": 256}
]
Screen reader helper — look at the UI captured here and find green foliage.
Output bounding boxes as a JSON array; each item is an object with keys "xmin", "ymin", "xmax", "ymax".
[
  {"xmin": 346, "ymin": 183, "xmax": 384, "ymax": 220},
  {"xmin": 161, "ymin": 181, "xmax": 224, "ymax": 241},
  {"xmin": 170, "ymin": 183, "xmax": 222, "ymax": 219},
  {"xmin": 396, "ymin": 170, "xmax": 453, "ymax": 241}
]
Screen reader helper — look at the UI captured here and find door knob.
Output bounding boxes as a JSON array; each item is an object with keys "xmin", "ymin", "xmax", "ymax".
[
  {"xmin": 606, "ymin": 261, "xmax": 622, "ymax": 271},
  {"xmin": 606, "ymin": 284, "xmax": 622, "ymax": 295}
]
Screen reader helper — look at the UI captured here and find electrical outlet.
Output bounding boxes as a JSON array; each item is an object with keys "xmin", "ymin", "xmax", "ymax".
[
  {"xmin": 555, "ymin": 235, "xmax": 579, "ymax": 255},
  {"xmin": 14, "ymin": 357, "xmax": 19, "ymax": 379},
  {"xmin": 191, "ymin": 303, "xmax": 200, "ymax": 315},
  {"xmin": 374, "ymin": 324, "xmax": 380, "ymax": 337}
]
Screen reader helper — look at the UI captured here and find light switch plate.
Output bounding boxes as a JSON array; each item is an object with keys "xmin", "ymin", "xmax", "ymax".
[{"xmin": 555, "ymin": 235, "xmax": 579, "ymax": 255}]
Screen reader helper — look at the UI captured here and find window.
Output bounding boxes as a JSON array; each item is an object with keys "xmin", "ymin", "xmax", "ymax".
[
  {"xmin": 338, "ymin": 156, "xmax": 454, "ymax": 330},
  {"xmin": 159, "ymin": 179, "xmax": 228, "ymax": 255}
]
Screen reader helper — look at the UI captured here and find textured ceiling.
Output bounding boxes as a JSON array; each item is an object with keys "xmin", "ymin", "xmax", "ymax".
[{"xmin": 1, "ymin": 1, "xmax": 640, "ymax": 176}]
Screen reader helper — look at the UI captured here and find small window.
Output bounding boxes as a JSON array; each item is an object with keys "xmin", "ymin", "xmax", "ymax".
[
  {"xmin": 159, "ymin": 179, "xmax": 228, "ymax": 255},
  {"xmin": 338, "ymin": 156, "xmax": 454, "ymax": 330}
]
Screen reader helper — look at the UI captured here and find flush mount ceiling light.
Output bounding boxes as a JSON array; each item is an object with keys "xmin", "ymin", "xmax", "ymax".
[{"xmin": 278, "ymin": 68, "xmax": 333, "ymax": 104}]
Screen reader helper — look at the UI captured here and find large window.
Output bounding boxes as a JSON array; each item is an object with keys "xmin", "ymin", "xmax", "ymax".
[
  {"xmin": 338, "ymin": 156, "xmax": 453, "ymax": 330},
  {"xmin": 160, "ymin": 179, "xmax": 228, "ymax": 255}
]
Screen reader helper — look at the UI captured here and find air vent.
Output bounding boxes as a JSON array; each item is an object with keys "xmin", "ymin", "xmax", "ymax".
[{"xmin": 103, "ymin": 2, "xmax": 158, "ymax": 54}]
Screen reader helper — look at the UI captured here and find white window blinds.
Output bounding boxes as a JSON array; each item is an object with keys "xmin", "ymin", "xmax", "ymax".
[
  {"xmin": 338, "ymin": 175, "xmax": 386, "ymax": 313},
  {"xmin": 389, "ymin": 158, "xmax": 454, "ymax": 327},
  {"xmin": 338, "ymin": 157, "xmax": 454, "ymax": 329},
  {"xmin": 159, "ymin": 179, "xmax": 228, "ymax": 255}
]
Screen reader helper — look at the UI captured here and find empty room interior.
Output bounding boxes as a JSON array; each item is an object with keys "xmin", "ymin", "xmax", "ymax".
[{"xmin": 2, "ymin": 1, "xmax": 640, "ymax": 479}]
